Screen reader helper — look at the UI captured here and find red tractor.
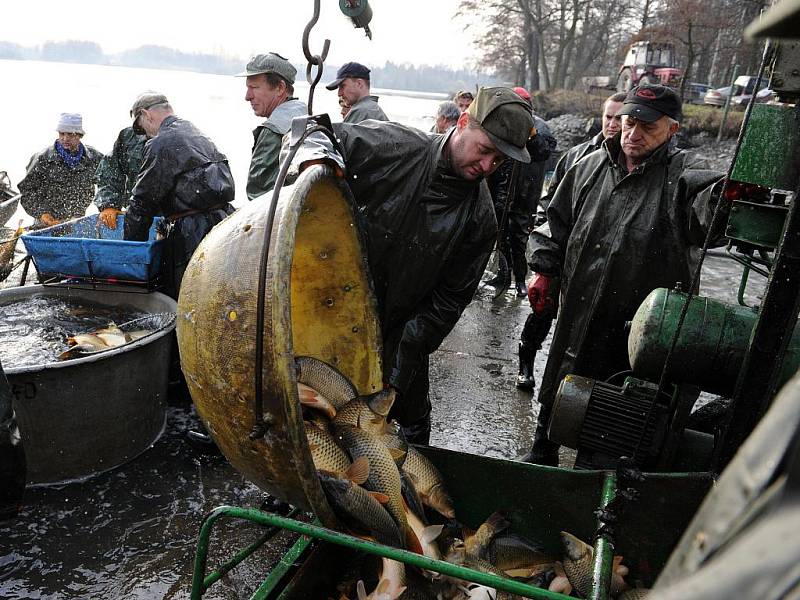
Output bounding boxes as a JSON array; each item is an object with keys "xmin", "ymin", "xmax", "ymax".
[{"xmin": 617, "ymin": 41, "xmax": 683, "ymax": 91}]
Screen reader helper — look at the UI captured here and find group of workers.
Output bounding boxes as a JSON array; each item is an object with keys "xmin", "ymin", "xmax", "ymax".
[{"xmin": 13, "ymin": 49, "xmax": 725, "ymax": 462}]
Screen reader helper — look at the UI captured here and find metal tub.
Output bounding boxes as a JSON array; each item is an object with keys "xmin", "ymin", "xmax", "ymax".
[{"xmin": 1, "ymin": 285, "xmax": 176, "ymax": 485}]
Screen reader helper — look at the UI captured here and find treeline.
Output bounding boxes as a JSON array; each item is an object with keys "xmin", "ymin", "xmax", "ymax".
[
  {"xmin": 0, "ymin": 40, "xmax": 500, "ymax": 94},
  {"xmin": 459, "ymin": 0, "xmax": 767, "ymax": 94},
  {"xmin": 0, "ymin": 40, "xmax": 242, "ymax": 75}
]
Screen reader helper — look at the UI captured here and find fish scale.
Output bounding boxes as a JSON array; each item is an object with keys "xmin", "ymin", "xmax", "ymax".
[
  {"xmin": 295, "ymin": 356, "xmax": 358, "ymax": 409},
  {"xmin": 304, "ymin": 421, "xmax": 352, "ymax": 476}
]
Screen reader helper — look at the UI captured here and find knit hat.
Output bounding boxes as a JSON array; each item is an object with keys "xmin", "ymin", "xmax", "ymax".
[{"xmin": 56, "ymin": 113, "xmax": 84, "ymax": 135}]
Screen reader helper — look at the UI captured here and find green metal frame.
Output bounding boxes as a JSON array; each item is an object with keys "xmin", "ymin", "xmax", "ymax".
[{"xmin": 190, "ymin": 476, "xmax": 620, "ymax": 600}]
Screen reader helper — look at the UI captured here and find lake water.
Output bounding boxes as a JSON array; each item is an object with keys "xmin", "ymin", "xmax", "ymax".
[{"xmin": 0, "ymin": 58, "xmax": 444, "ymax": 225}]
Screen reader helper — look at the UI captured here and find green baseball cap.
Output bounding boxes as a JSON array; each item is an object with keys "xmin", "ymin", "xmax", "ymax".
[
  {"xmin": 467, "ymin": 87, "xmax": 535, "ymax": 163},
  {"xmin": 236, "ymin": 52, "xmax": 296, "ymax": 84}
]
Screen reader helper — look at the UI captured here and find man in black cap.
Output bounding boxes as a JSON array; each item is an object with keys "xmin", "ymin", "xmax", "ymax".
[
  {"xmin": 326, "ymin": 61, "xmax": 388, "ymax": 123},
  {"xmin": 297, "ymin": 86, "xmax": 534, "ymax": 444},
  {"xmin": 237, "ymin": 53, "xmax": 308, "ymax": 199},
  {"xmin": 125, "ymin": 92, "xmax": 235, "ymax": 300},
  {"xmin": 520, "ymin": 84, "xmax": 726, "ymax": 465}
]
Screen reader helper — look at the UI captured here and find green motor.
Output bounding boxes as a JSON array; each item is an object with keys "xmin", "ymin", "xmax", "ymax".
[{"xmin": 628, "ymin": 288, "xmax": 800, "ymax": 397}]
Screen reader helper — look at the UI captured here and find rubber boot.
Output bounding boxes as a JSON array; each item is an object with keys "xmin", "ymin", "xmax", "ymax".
[
  {"xmin": 516, "ymin": 343, "xmax": 536, "ymax": 391},
  {"xmin": 515, "ymin": 280, "xmax": 528, "ymax": 298},
  {"xmin": 400, "ymin": 412, "xmax": 432, "ymax": 446}
]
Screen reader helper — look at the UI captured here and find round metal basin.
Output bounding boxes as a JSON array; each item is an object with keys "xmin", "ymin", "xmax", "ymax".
[
  {"xmin": 177, "ymin": 165, "xmax": 383, "ymax": 528},
  {"xmin": 1, "ymin": 285, "xmax": 176, "ymax": 485}
]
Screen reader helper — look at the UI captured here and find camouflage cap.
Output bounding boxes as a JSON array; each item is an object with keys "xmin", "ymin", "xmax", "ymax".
[
  {"xmin": 468, "ymin": 87, "xmax": 535, "ymax": 163},
  {"xmin": 236, "ymin": 52, "xmax": 296, "ymax": 84}
]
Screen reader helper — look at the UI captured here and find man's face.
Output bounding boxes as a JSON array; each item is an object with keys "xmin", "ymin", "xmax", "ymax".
[
  {"xmin": 245, "ymin": 74, "xmax": 285, "ymax": 118},
  {"xmin": 57, "ymin": 131, "xmax": 82, "ymax": 153},
  {"xmin": 621, "ymin": 114, "xmax": 678, "ymax": 163},
  {"xmin": 337, "ymin": 78, "xmax": 366, "ymax": 106},
  {"xmin": 448, "ymin": 113, "xmax": 507, "ymax": 181},
  {"xmin": 134, "ymin": 109, "xmax": 160, "ymax": 139},
  {"xmin": 456, "ymin": 96, "xmax": 473, "ymax": 112},
  {"xmin": 602, "ymin": 100, "xmax": 624, "ymax": 139}
]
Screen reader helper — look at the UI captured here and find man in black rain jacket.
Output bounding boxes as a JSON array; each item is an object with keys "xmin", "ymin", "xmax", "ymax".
[
  {"xmin": 522, "ymin": 84, "xmax": 726, "ymax": 465},
  {"xmin": 299, "ymin": 87, "xmax": 536, "ymax": 443},
  {"xmin": 124, "ymin": 93, "xmax": 235, "ymax": 299}
]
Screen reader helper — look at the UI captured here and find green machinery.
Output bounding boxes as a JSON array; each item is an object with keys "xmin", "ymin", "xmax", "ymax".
[{"xmin": 547, "ymin": 40, "xmax": 800, "ymax": 473}]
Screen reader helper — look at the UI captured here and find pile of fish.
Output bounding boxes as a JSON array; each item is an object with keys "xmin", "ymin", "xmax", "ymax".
[
  {"xmin": 59, "ymin": 321, "xmax": 153, "ymax": 360},
  {"xmin": 295, "ymin": 356, "xmax": 650, "ymax": 600}
]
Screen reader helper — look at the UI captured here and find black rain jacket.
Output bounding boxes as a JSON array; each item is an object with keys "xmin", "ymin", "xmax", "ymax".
[
  {"xmin": 330, "ymin": 121, "xmax": 496, "ymax": 424},
  {"xmin": 125, "ymin": 116, "xmax": 235, "ymax": 297},
  {"xmin": 528, "ymin": 134, "xmax": 725, "ymax": 407}
]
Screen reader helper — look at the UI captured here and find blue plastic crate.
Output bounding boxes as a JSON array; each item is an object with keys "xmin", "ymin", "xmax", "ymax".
[{"xmin": 21, "ymin": 215, "xmax": 165, "ymax": 282}]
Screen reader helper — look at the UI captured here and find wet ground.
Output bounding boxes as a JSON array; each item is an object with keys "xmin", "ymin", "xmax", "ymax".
[{"xmin": 0, "ymin": 244, "xmax": 764, "ymax": 598}]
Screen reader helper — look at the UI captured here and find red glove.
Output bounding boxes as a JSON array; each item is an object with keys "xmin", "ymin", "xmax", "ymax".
[{"xmin": 527, "ymin": 273, "xmax": 554, "ymax": 314}]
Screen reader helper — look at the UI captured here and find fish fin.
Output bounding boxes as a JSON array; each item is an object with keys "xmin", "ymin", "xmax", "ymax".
[
  {"xmin": 504, "ymin": 564, "xmax": 551, "ymax": 578},
  {"xmin": 421, "ymin": 524, "xmax": 444, "ymax": 544},
  {"xmin": 485, "ymin": 510, "xmax": 511, "ymax": 533},
  {"xmin": 368, "ymin": 491, "xmax": 390, "ymax": 505},
  {"xmin": 345, "ymin": 457, "xmax": 370, "ymax": 485},
  {"xmin": 298, "ymin": 391, "xmax": 337, "ymax": 420},
  {"xmin": 394, "ymin": 587, "xmax": 407, "ymax": 599},
  {"xmin": 375, "ymin": 578, "xmax": 390, "ymax": 594},
  {"xmin": 613, "ymin": 555, "xmax": 624, "ymax": 570},
  {"xmin": 356, "ymin": 580, "xmax": 367, "ymax": 600},
  {"xmin": 389, "ymin": 448, "xmax": 407, "ymax": 463},
  {"xmin": 406, "ymin": 526, "xmax": 424, "ymax": 555}
]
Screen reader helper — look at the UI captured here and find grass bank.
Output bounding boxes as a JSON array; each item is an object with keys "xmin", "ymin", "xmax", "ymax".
[{"xmin": 530, "ymin": 89, "xmax": 744, "ymax": 138}]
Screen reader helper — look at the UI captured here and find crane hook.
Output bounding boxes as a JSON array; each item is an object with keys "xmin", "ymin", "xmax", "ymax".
[{"xmin": 302, "ymin": 0, "xmax": 331, "ymax": 114}]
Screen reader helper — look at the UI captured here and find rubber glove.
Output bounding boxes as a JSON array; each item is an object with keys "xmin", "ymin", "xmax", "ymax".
[
  {"xmin": 527, "ymin": 273, "xmax": 554, "ymax": 315},
  {"xmin": 98, "ymin": 208, "xmax": 123, "ymax": 229},
  {"xmin": 40, "ymin": 213, "xmax": 60, "ymax": 227}
]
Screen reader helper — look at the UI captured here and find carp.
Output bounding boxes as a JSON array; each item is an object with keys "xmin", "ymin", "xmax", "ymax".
[
  {"xmin": 463, "ymin": 511, "xmax": 510, "ymax": 558},
  {"xmin": 402, "ymin": 445, "xmax": 455, "ymax": 519},
  {"xmin": 295, "ymin": 356, "xmax": 358, "ymax": 410},
  {"xmin": 305, "ymin": 420, "xmax": 367, "ymax": 482},
  {"xmin": 318, "ymin": 471, "xmax": 402, "ymax": 549},
  {"xmin": 560, "ymin": 532, "xmax": 628, "ymax": 597},
  {"xmin": 332, "ymin": 422, "xmax": 422, "ymax": 554},
  {"xmin": 334, "ymin": 389, "xmax": 396, "ymax": 437},
  {"xmin": 484, "ymin": 533, "xmax": 557, "ymax": 578}
]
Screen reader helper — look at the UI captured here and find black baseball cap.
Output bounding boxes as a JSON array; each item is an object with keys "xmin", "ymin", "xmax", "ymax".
[
  {"xmin": 617, "ymin": 84, "xmax": 683, "ymax": 123},
  {"xmin": 325, "ymin": 62, "xmax": 371, "ymax": 90}
]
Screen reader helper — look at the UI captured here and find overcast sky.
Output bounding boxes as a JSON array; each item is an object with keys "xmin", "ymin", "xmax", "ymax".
[{"xmin": 4, "ymin": 0, "xmax": 481, "ymax": 69}]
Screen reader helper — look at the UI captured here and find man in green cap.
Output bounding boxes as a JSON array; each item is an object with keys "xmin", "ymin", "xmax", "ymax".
[
  {"xmin": 297, "ymin": 86, "xmax": 535, "ymax": 443},
  {"xmin": 237, "ymin": 53, "xmax": 308, "ymax": 200}
]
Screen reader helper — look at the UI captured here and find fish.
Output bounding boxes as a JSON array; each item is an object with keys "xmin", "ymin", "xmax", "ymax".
[
  {"xmin": 400, "ymin": 470, "xmax": 427, "ymax": 525},
  {"xmin": 403, "ymin": 495, "xmax": 443, "ymax": 561},
  {"xmin": 445, "ymin": 539, "xmax": 510, "ymax": 579},
  {"xmin": 0, "ymin": 221, "xmax": 23, "ymax": 282},
  {"xmin": 484, "ymin": 534, "xmax": 557, "ymax": 578},
  {"xmin": 463, "ymin": 511, "xmax": 510, "ymax": 559},
  {"xmin": 334, "ymin": 389, "xmax": 396, "ymax": 437},
  {"xmin": 305, "ymin": 420, "xmax": 367, "ymax": 482},
  {"xmin": 357, "ymin": 559, "xmax": 407, "ymax": 600},
  {"xmin": 295, "ymin": 356, "xmax": 358, "ymax": 410},
  {"xmin": 402, "ymin": 446, "xmax": 456, "ymax": 519},
  {"xmin": 59, "ymin": 323, "xmax": 155, "ymax": 360},
  {"xmin": 548, "ymin": 562, "xmax": 572, "ymax": 596},
  {"xmin": 618, "ymin": 588, "xmax": 649, "ymax": 600},
  {"xmin": 379, "ymin": 420, "xmax": 409, "ymax": 469},
  {"xmin": 318, "ymin": 471, "xmax": 403, "ymax": 549},
  {"xmin": 332, "ymin": 422, "xmax": 422, "ymax": 554},
  {"xmin": 560, "ymin": 532, "xmax": 628, "ymax": 597}
]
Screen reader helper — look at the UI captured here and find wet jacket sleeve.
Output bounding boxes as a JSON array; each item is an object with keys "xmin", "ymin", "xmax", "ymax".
[
  {"xmin": 682, "ymin": 168, "xmax": 727, "ymax": 246},
  {"xmin": 94, "ymin": 132, "xmax": 130, "ymax": 210},
  {"xmin": 388, "ymin": 186, "xmax": 496, "ymax": 394},
  {"xmin": 527, "ymin": 164, "xmax": 579, "ymax": 277},
  {"xmin": 247, "ymin": 128, "xmax": 282, "ymax": 200},
  {"xmin": 125, "ymin": 144, "xmax": 167, "ymax": 241},
  {"xmin": 18, "ymin": 153, "xmax": 48, "ymax": 218}
]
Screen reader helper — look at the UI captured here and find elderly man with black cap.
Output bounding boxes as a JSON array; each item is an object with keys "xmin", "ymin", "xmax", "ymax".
[
  {"xmin": 237, "ymin": 52, "xmax": 308, "ymax": 200},
  {"xmin": 296, "ymin": 86, "xmax": 534, "ymax": 443},
  {"xmin": 19, "ymin": 113, "xmax": 103, "ymax": 229},
  {"xmin": 520, "ymin": 84, "xmax": 726, "ymax": 465},
  {"xmin": 326, "ymin": 61, "xmax": 388, "ymax": 123},
  {"xmin": 125, "ymin": 92, "xmax": 235, "ymax": 299}
]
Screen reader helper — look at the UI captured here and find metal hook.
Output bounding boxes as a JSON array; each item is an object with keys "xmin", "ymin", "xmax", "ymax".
[{"xmin": 302, "ymin": 0, "xmax": 331, "ymax": 114}]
